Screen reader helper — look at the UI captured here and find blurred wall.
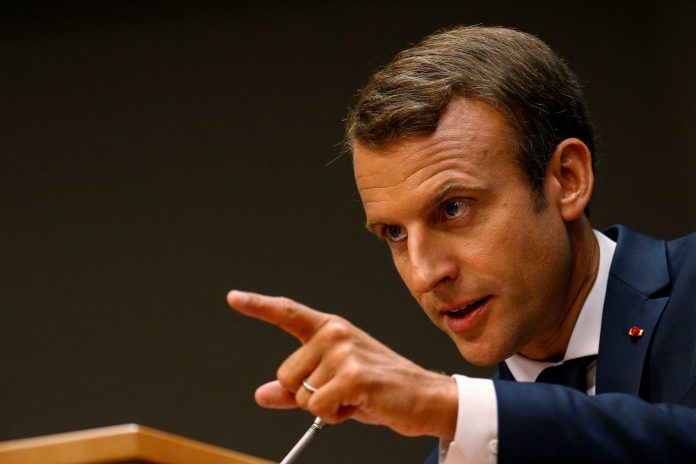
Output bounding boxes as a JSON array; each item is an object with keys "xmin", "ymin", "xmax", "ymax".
[{"xmin": 1, "ymin": 1, "xmax": 694, "ymax": 462}]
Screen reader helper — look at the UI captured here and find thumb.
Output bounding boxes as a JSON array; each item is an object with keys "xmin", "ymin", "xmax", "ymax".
[{"xmin": 255, "ymin": 380, "xmax": 298, "ymax": 409}]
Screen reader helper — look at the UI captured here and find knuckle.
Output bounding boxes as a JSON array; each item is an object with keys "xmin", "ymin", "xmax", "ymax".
[
  {"xmin": 276, "ymin": 366, "xmax": 294, "ymax": 389},
  {"xmin": 340, "ymin": 360, "xmax": 362, "ymax": 385},
  {"xmin": 320, "ymin": 317, "xmax": 352, "ymax": 342},
  {"xmin": 307, "ymin": 398, "xmax": 327, "ymax": 417},
  {"xmin": 330, "ymin": 343, "xmax": 355, "ymax": 362},
  {"xmin": 277, "ymin": 296, "xmax": 295, "ymax": 308},
  {"xmin": 277, "ymin": 296, "xmax": 301, "ymax": 321},
  {"xmin": 307, "ymin": 391, "xmax": 335, "ymax": 418},
  {"xmin": 295, "ymin": 390, "xmax": 310, "ymax": 409}
]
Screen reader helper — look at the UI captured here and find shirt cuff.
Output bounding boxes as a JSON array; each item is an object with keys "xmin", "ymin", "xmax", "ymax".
[{"xmin": 439, "ymin": 375, "xmax": 498, "ymax": 464}]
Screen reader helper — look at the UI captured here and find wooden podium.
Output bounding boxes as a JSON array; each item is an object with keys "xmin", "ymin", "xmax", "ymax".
[{"xmin": 0, "ymin": 424, "xmax": 273, "ymax": 464}]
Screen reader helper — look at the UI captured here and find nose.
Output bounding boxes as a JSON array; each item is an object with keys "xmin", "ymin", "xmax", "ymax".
[{"xmin": 407, "ymin": 228, "xmax": 458, "ymax": 294}]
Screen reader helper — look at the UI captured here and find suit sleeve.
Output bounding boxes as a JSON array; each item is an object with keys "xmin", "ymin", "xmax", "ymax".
[{"xmin": 494, "ymin": 380, "xmax": 696, "ymax": 463}]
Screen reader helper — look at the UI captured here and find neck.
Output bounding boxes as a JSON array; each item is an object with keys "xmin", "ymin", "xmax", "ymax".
[{"xmin": 520, "ymin": 219, "xmax": 599, "ymax": 362}]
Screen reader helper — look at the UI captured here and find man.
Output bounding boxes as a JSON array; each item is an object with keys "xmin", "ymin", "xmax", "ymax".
[{"xmin": 227, "ymin": 26, "xmax": 696, "ymax": 462}]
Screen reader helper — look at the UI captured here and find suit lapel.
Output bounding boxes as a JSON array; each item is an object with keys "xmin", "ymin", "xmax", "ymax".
[
  {"xmin": 596, "ymin": 226, "xmax": 671, "ymax": 396},
  {"xmin": 596, "ymin": 277, "xmax": 669, "ymax": 395}
]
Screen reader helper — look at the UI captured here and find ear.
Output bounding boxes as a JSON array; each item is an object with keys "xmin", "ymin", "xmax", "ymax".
[{"xmin": 545, "ymin": 138, "xmax": 594, "ymax": 222}]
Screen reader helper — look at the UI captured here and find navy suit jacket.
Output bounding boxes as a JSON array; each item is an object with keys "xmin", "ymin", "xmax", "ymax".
[{"xmin": 425, "ymin": 225, "xmax": 696, "ymax": 463}]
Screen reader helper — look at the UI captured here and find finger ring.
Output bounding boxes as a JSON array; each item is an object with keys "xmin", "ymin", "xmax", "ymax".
[{"xmin": 302, "ymin": 379, "xmax": 319, "ymax": 393}]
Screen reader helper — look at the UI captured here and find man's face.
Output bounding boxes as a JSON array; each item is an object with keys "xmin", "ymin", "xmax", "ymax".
[{"xmin": 353, "ymin": 98, "xmax": 574, "ymax": 366}]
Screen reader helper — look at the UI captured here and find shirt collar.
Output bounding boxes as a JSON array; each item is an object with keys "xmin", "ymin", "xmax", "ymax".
[{"xmin": 504, "ymin": 230, "xmax": 617, "ymax": 382}]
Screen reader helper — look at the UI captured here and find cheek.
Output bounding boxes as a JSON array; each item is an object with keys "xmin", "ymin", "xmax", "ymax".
[
  {"xmin": 481, "ymin": 212, "xmax": 562, "ymax": 299},
  {"xmin": 504, "ymin": 217, "xmax": 572, "ymax": 315},
  {"xmin": 462, "ymin": 223, "xmax": 522, "ymax": 281}
]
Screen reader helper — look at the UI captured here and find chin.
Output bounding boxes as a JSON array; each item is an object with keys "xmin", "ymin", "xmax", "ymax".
[
  {"xmin": 463, "ymin": 356, "xmax": 501, "ymax": 368},
  {"xmin": 453, "ymin": 337, "xmax": 511, "ymax": 367},
  {"xmin": 456, "ymin": 345, "xmax": 504, "ymax": 367}
]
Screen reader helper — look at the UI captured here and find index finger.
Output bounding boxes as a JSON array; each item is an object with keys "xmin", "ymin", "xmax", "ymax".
[{"xmin": 227, "ymin": 290, "xmax": 330, "ymax": 343}]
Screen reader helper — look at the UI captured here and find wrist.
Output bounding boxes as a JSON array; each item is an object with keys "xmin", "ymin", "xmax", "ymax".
[{"xmin": 420, "ymin": 372, "xmax": 459, "ymax": 439}]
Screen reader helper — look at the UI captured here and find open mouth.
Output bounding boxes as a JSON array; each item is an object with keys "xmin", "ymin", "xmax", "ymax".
[{"xmin": 446, "ymin": 296, "xmax": 491, "ymax": 319}]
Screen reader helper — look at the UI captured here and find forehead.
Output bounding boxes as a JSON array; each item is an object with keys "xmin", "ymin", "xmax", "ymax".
[{"xmin": 353, "ymin": 98, "xmax": 521, "ymax": 207}]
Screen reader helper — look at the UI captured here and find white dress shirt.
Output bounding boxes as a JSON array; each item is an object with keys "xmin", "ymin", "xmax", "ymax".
[{"xmin": 440, "ymin": 230, "xmax": 616, "ymax": 464}]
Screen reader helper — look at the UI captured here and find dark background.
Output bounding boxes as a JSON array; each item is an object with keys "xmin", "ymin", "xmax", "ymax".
[{"xmin": 1, "ymin": 1, "xmax": 694, "ymax": 462}]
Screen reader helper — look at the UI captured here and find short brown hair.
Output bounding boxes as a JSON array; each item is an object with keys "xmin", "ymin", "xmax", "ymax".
[{"xmin": 346, "ymin": 25, "xmax": 595, "ymax": 208}]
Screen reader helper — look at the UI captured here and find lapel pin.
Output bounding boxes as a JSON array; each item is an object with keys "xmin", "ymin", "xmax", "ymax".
[{"xmin": 628, "ymin": 325, "xmax": 645, "ymax": 337}]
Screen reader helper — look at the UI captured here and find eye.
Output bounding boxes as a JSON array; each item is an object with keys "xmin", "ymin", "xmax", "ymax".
[
  {"xmin": 442, "ymin": 199, "xmax": 469, "ymax": 219},
  {"xmin": 384, "ymin": 225, "xmax": 407, "ymax": 242}
]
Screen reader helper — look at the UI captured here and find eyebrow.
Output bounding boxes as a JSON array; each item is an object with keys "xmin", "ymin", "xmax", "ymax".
[
  {"xmin": 364, "ymin": 181, "xmax": 484, "ymax": 233},
  {"xmin": 364, "ymin": 218, "xmax": 385, "ymax": 234},
  {"xmin": 430, "ymin": 182, "xmax": 478, "ymax": 207}
]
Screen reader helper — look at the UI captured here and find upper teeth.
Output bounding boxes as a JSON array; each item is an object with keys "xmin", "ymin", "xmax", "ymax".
[{"xmin": 450, "ymin": 304, "xmax": 472, "ymax": 314}]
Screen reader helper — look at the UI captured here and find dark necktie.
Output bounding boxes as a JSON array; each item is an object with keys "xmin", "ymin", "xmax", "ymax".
[
  {"xmin": 497, "ymin": 355, "xmax": 597, "ymax": 392},
  {"xmin": 535, "ymin": 355, "xmax": 597, "ymax": 392}
]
